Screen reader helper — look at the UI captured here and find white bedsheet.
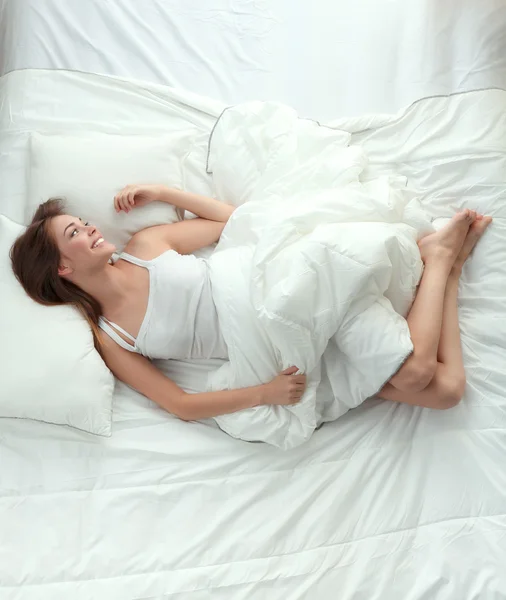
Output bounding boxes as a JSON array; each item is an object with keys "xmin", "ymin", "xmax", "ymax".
[
  {"xmin": 1, "ymin": 0, "xmax": 506, "ymax": 119},
  {"xmin": 1, "ymin": 69, "xmax": 505, "ymax": 599}
]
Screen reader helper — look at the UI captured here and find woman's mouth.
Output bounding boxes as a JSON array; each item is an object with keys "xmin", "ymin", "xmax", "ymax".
[{"xmin": 92, "ymin": 237, "xmax": 105, "ymax": 249}]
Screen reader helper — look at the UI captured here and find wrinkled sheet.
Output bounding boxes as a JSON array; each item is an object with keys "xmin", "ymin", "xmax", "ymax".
[
  {"xmin": 1, "ymin": 0, "xmax": 506, "ymax": 119},
  {"xmin": 207, "ymin": 102, "xmax": 432, "ymax": 448},
  {"xmin": 1, "ymin": 70, "xmax": 506, "ymax": 600}
]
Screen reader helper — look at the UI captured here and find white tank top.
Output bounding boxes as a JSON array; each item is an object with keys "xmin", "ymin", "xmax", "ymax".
[{"xmin": 98, "ymin": 250, "xmax": 228, "ymax": 360}]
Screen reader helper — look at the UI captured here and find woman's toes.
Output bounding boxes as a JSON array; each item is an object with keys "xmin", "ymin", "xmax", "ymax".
[
  {"xmin": 475, "ymin": 215, "xmax": 493, "ymax": 232},
  {"xmin": 454, "ymin": 215, "xmax": 492, "ymax": 267},
  {"xmin": 471, "ymin": 215, "xmax": 492, "ymax": 232},
  {"xmin": 460, "ymin": 208, "xmax": 475, "ymax": 223}
]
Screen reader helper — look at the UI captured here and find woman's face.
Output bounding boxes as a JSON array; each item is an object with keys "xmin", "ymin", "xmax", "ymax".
[{"xmin": 50, "ymin": 214, "xmax": 116, "ymax": 277}]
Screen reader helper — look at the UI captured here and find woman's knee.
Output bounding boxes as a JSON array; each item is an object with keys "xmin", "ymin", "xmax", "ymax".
[
  {"xmin": 392, "ymin": 356, "xmax": 437, "ymax": 393},
  {"xmin": 411, "ymin": 358, "xmax": 438, "ymax": 392},
  {"xmin": 435, "ymin": 373, "xmax": 466, "ymax": 409}
]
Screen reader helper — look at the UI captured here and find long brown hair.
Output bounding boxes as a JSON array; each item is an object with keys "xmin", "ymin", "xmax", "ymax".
[{"xmin": 10, "ymin": 199, "xmax": 104, "ymax": 357}]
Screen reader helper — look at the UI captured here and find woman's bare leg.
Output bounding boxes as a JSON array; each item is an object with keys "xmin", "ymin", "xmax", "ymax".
[
  {"xmin": 380, "ymin": 216, "xmax": 492, "ymax": 408},
  {"xmin": 388, "ymin": 210, "xmax": 474, "ymax": 392},
  {"xmin": 436, "ymin": 215, "xmax": 493, "ymax": 378}
]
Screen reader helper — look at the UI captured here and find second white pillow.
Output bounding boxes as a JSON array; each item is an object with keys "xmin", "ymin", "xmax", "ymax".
[{"xmin": 28, "ymin": 132, "xmax": 187, "ymax": 250}]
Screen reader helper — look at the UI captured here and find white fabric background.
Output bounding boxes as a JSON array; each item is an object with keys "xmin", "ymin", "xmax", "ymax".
[{"xmin": 1, "ymin": 0, "xmax": 505, "ymax": 119}]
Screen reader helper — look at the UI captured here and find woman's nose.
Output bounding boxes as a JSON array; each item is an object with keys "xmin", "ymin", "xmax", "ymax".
[{"xmin": 87, "ymin": 224, "xmax": 96, "ymax": 235}]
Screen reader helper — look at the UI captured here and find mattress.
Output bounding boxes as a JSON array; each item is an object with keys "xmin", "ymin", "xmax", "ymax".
[
  {"xmin": 1, "ymin": 68, "xmax": 505, "ymax": 599},
  {"xmin": 1, "ymin": 0, "xmax": 506, "ymax": 119}
]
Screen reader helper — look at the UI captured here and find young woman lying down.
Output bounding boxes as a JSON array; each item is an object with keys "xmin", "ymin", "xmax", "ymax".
[{"xmin": 11, "ymin": 185, "xmax": 491, "ymax": 421}]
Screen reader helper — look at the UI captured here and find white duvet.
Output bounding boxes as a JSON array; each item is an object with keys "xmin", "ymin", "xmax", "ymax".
[{"xmin": 206, "ymin": 103, "xmax": 432, "ymax": 448}]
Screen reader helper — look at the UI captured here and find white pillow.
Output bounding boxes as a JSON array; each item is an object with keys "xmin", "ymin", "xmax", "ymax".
[
  {"xmin": 0, "ymin": 216, "xmax": 115, "ymax": 435},
  {"xmin": 27, "ymin": 132, "xmax": 186, "ymax": 250}
]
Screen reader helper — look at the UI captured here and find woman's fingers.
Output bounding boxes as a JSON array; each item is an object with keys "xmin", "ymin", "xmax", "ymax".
[
  {"xmin": 282, "ymin": 366, "xmax": 299, "ymax": 376},
  {"xmin": 128, "ymin": 187, "xmax": 137, "ymax": 206},
  {"xmin": 114, "ymin": 185, "xmax": 135, "ymax": 213},
  {"xmin": 114, "ymin": 191, "xmax": 123, "ymax": 212},
  {"xmin": 119, "ymin": 193, "xmax": 128, "ymax": 212},
  {"xmin": 291, "ymin": 384, "xmax": 306, "ymax": 402}
]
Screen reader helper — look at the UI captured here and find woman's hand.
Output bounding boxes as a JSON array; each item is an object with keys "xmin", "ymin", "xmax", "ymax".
[
  {"xmin": 114, "ymin": 184, "xmax": 165, "ymax": 213},
  {"xmin": 262, "ymin": 367, "xmax": 307, "ymax": 406}
]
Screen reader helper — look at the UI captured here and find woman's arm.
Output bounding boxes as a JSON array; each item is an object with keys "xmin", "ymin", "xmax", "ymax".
[
  {"xmin": 114, "ymin": 184, "xmax": 235, "ymax": 223},
  {"xmin": 99, "ymin": 333, "xmax": 306, "ymax": 420},
  {"xmin": 130, "ymin": 218, "xmax": 226, "ymax": 256},
  {"xmin": 158, "ymin": 187, "xmax": 235, "ymax": 223},
  {"xmin": 116, "ymin": 184, "xmax": 234, "ymax": 256}
]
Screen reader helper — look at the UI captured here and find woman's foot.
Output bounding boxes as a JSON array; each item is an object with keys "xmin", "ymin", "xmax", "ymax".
[
  {"xmin": 418, "ymin": 209, "xmax": 475, "ymax": 265},
  {"xmin": 452, "ymin": 215, "xmax": 493, "ymax": 275}
]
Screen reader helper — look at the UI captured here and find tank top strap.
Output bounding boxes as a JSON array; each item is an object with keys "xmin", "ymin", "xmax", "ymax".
[
  {"xmin": 98, "ymin": 317, "xmax": 137, "ymax": 352},
  {"xmin": 118, "ymin": 252, "xmax": 151, "ymax": 268}
]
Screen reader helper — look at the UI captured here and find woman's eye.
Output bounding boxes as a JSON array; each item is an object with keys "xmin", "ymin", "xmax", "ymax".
[
  {"xmin": 84, "ymin": 222, "xmax": 90, "ymax": 226},
  {"xmin": 71, "ymin": 229, "xmax": 78, "ymax": 237}
]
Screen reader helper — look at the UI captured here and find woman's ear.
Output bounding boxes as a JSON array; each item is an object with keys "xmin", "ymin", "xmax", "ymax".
[{"xmin": 58, "ymin": 264, "xmax": 73, "ymax": 277}]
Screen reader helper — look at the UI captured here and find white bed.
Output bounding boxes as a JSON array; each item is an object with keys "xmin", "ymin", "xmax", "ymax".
[
  {"xmin": 1, "ymin": 2, "xmax": 506, "ymax": 599},
  {"xmin": 1, "ymin": 66, "xmax": 506, "ymax": 600}
]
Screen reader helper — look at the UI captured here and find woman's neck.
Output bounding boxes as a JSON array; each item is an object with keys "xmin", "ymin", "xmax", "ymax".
[{"xmin": 72, "ymin": 263, "xmax": 131, "ymax": 313}]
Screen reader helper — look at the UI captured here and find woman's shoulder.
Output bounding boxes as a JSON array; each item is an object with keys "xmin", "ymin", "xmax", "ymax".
[
  {"xmin": 123, "ymin": 232, "xmax": 174, "ymax": 262},
  {"xmin": 121, "ymin": 236, "xmax": 204, "ymax": 270}
]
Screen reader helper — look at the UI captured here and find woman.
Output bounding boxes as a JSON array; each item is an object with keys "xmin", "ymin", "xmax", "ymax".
[{"xmin": 11, "ymin": 184, "xmax": 491, "ymax": 422}]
